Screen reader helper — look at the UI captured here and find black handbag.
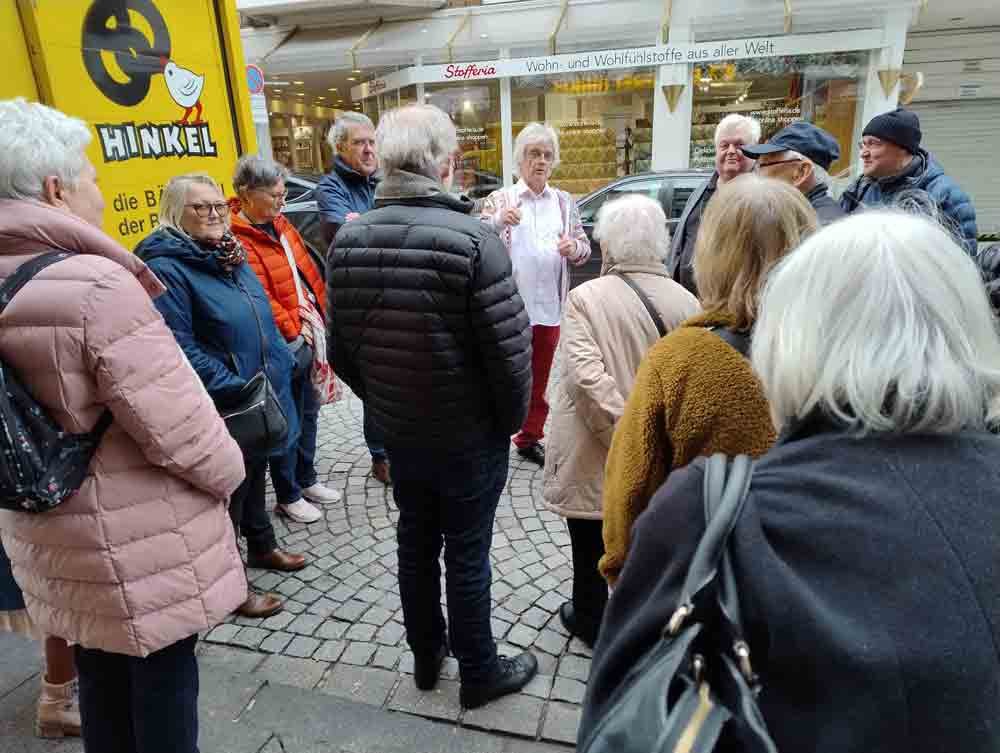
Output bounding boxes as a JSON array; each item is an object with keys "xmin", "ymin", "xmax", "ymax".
[
  {"xmin": 579, "ymin": 454, "xmax": 777, "ymax": 753},
  {"xmin": 217, "ymin": 281, "xmax": 289, "ymax": 457}
]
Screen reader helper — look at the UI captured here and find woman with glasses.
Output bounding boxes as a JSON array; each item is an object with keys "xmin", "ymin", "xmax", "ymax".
[
  {"xmin": 229, "ymin": 156, "xmax": 341, "ymax": 526},
  {"xmin": 135, "ymin": 172, "xmax": 307, "ymax": 620},
  {"xmin": 480, "ymin": 123, "xmax": 591, "ymax": 468}
]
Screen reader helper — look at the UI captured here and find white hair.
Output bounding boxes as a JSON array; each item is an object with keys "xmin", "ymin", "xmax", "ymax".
[
  {"xmin": 714, "ymin": 113, "xmax": 761, "ymax": 146},
  {"xmin": 752, "ymin": 211, "xmax": 1000, "ymax": 435},
  {"xmin": 328, "ymin": 111, "xmax": 374, "ymax": 151},
  {"xmin": 0, "ymin": 98, "xmax": 92, "ymax": 201},
  {"xmin": 514, "ymin": 123, "xmax": 561, "ymax": 171},
  {"xmin": 594, "ymin": 193, "xmax": 669, "ymax": 266},
  {"xmin": 375, "ymin": 104, "xmax": 457, "ymax": 181}
]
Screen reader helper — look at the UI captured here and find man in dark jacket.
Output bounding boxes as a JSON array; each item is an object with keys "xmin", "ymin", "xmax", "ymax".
[
  {"xmin": 326, "ymin": 103, "xmax": 538, "ymax": 710},
  {"xmin": 316, "ymin": 111, "xmax": 391, "ymax": 483},
  {"xmin": 840, "ymin": 107, "xmax": 977, "ymax": 253},
  {"xmin": 742, "ymin": 120, "xmax": 846, "ymax": 224},
  {"xmin": 668, "ymin": 114, "xmax": 760, "ymax": 295}
]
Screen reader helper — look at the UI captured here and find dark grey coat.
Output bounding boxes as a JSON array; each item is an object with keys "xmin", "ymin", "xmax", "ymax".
[{"xmin": 582, "ymin": 413, "xmax": 1000, "ymax": 752}]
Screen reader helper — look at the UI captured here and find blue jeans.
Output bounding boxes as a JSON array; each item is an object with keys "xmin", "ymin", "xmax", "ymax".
[
  {"xmin": 270, "ymin": 354, "xmax": 319, "ymax": 504},
  {"xmin": 75, "ymin": 634, "xmax": 199, "ymax": 753},
  {"xmin": 364, "ymin": 404, "xmax": 386, "ymax": 462},
  {"xmin": 390, "ymin": 438, "xmax": 508, "ymax": 684}
]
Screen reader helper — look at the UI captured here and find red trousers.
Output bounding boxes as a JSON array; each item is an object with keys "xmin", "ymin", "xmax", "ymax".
[{"xmin": 514, "ymin": 324, "xmax": 560, "ymax": 448}]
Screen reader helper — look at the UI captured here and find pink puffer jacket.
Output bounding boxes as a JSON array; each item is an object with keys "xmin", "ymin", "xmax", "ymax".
[{"xmin": 0, "ymin": 200, "xmax": 247, "ymax": 658}]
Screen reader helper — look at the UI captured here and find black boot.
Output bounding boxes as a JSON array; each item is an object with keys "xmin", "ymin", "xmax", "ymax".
[
  {"xmin": 559, "ymin": 602, "xmax": 599, "ymax": 648},
  {"xmin": 459, "ymin": 652, "xmax": 539, "ymax": 709},
  {"xmin": 414, "ymin": 644, "xmax": 448, "ymax": 691}
]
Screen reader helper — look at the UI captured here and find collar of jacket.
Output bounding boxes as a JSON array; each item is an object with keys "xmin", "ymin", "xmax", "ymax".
[
  {"xmin": 134, "ymin": 226, "xmax": 230, "ymax": 275},
  {"xmin": 227, "ymin": 197, "xmax": 293, "ymax": 245},
  {"xmin": 602, "ymin": 261, "xmax": 671, "ymax": 278},
  {"xmin": 0, "ymin": 198, "xmax": 165, "ymax": 298},
  {"xmin": 806, "ymin": 183, "xmax": 833, "ymax": 203},
  {"xmin": 334, "ymin": 156, "xmax": 379, "ymax": 187},
  {"xmin": 776, "ymin": 407, "xmax": 850, "ymax": 445},
  {"xmin": 682, "ymin": 309, "xmax": 742, "ymax": 331},
  {"xmin": 374, "ymin": 170, "xmax": 476, "ymax": 214}
]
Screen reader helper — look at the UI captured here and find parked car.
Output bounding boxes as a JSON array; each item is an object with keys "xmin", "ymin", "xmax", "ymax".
[
  {"xmin": 570, "ymin": 169, "xmax": 712, "ymax": 288},
  {"xmin": 282, "ymin": 169, "xmax": 714, "ymax": 289}
]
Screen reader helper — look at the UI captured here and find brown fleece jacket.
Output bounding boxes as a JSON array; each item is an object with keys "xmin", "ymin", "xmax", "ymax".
[{"xmin": 599, "ymin": 311, "xmax": 776, "ymax": 584}]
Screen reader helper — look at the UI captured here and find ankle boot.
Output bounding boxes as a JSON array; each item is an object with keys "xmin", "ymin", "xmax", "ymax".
[{"xmin": 35, "ymin": 676, "xmax": 81, "ymax": 738}]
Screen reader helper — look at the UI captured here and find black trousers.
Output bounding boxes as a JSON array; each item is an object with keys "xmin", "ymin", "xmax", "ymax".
[
  {"xmin": 75, "ymin": 634, "xmax": 199, "ymax": 753},
  {"xmin": 229, "ymin": 456, "xmax": 276, "ymax": 557},
  {"xmin": 567, "ymin": 518, "xmax": 608, "ymax": 642}
]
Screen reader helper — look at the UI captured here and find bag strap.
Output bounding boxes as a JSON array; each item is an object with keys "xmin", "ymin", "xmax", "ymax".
[
  {"xmin": 0, "ymin": 252, "xmax": 72, "ymax": 315},
  {"xmin": 666, "ymin": 453, "xmax": 752, "ymax": 635},
  {"xmin": 613, "ymin": 272, "xmax": 667, "ymax": 338},
  {"xmin": 709, "ymin": 325, "xmax": 751, "ymax": 358}
]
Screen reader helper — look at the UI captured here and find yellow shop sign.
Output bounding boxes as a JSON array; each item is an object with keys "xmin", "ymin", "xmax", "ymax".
[{"xmin": 10, "ymin": 0, "xmax": 256, "ymax": 247}]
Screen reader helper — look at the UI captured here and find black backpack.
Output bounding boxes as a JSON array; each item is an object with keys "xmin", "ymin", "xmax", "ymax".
[{"xmin": 0, "ymin": 252, "xmax": 112, "ymax": 513}]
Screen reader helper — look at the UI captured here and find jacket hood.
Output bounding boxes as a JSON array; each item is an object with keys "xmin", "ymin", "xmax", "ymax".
[
  {"xmin": 134, "ymin": 226, "xmax": 226, "ymax": 274},
  {"xmin": 601, "ymin": 260, "xmax": 671, "ymax": 278},
  {"xmin": 0, "ymin": 199, "xmax": 165, "ymax": 298},
  {"xmin": 374, "ymin": 170, "xmax": 476, "ymax": 215}
]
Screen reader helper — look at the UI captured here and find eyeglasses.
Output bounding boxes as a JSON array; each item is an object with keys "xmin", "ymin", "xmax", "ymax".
[
  {"xmin": 526, "ymin": 148, "xmax": 555, "ymax": 162},
  {"xmin": 252, "ymin": 189, "xmax": 288, "ymax": 204},
  {"xmin": 754, "ymin": 157, "xmax": 803, "ymax": 172},
  {"xmin": 185, "ymin": 202, "xmax": 229, "ymax": 218}
]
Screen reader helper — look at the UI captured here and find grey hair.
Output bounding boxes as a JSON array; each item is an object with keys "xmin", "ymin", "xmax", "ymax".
[
  {"xmin": 158, "ymin": 173, "xmax": 225, "ymax": 235},
  {"xmin": 375, "ymin": 104, "xmax": 457, "ymax": 180},
  {"xmin": 752, "ymin": 210, "xmax": 1000, "ymax": 435},
  {"xmin": 714, "ymin": 113, "xmax": 761, "ymax": 145},
  {"xmin": 514, "ymin": 123, "xmax": 561, "ymax": 171},
  {"xmin": 328, "ymin": 111, "xmax": 374, "ymax": 150},
  {"xmin": 0, "ymin": 98, "xmax": 92, "ymax": 201},
  {"xmin": 594, "ymin": 193, "xmax": 669, "ymax": 266},
  {"xmin": 232, "ymin": 154, "xmax": 288, "ymax": 194}
]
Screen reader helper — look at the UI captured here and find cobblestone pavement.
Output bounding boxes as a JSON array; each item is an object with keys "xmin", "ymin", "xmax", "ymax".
[{"xmin": 205, "ymin": 374, "xmax": 589, "ymax": 747}]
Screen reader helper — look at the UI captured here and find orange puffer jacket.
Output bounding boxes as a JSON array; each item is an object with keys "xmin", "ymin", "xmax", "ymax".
[{"xmin": 229, "ymin": 199, "xmax": 326, "ymax": 342}]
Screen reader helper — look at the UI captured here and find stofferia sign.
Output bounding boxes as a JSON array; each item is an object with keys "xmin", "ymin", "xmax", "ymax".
[{"xmin": 352, "ymin": 28, "xmax": 885, "ymax": 99}]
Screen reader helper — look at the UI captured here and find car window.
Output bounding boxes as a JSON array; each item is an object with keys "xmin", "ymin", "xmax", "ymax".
[
  {"xmin": 667, "ymin": 179, "xmax": 704, "ymax": 219},
  {"xmin": 579, "ymin": 178, "xmax": 666, "ymax": 223},
  {"xmin": 285, "ymin": 180, "xmax": 313, "ymax": 204},
  {"xmin": 284, "ymin": 208, "xmax": 326, "ymax": 271}
]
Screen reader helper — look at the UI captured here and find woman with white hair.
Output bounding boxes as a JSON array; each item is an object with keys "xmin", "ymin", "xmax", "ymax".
[
  {"xmin": 481, "ymin": 123, "xmax": 591, "ymax": 467},
  {"xmin": 542, "ymin": 195, "xmax": 699, "ymax": 646},
  {"xmin": 582, "ymin": 211, "xmax": 1000, "ymax": 753},
  {"xmin": 135, "ymin": 173, "xmax": 307, "ymax": 620},
  {"xmin": 0, "ymin": 100, "xmax": 246, "ymax": 752}
]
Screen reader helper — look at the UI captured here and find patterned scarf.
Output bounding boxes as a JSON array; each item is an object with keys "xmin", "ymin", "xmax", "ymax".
[{"xmin": 200, "ymin": 231, "xmax": 247, "ymax": 272}]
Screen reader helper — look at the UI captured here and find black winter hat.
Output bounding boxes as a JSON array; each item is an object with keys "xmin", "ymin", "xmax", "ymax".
[{"xmin": 862, "ymin": 108, "xmax": 922, "ymax": 154}]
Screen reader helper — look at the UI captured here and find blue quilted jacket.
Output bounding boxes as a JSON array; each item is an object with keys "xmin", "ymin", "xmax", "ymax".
[{"xmin": 840, "ymin": 149, "xmax": 978, "ymax": 254}]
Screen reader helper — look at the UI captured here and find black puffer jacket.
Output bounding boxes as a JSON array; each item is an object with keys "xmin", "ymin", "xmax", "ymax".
[
  {"xmin": 978, "ymin": 244, "xmax": 1000, "ymax": 312},
  {"xmin": 326, "ymin": 170, "xmax": 532, "ymax": 449}
]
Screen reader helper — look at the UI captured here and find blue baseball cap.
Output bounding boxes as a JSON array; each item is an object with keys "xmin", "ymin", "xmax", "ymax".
[{"xmin": 741, "ymin": 121, "xmax": 841, "ymax": 171}]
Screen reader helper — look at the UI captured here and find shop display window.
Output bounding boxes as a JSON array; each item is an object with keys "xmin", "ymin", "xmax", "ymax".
[
  {"xmin": 690, "ymin": 52, "xmax": 866, "ymax": 177},
  {"xmin": 426, "ymin": 81, "xmax": 504, "ymax": 199},
  {"xmin": 398, "ymin": 85, "xmax": 418, "ymax": 108},
  {"xmin": 511, "ymin": 68, "xmax": 655, "ymax": 196}
]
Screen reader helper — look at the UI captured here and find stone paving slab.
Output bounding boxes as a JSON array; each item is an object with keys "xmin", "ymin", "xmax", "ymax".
[{"xmin": 201, "ymin": 376, "xmax": 588, "ymax": 746}]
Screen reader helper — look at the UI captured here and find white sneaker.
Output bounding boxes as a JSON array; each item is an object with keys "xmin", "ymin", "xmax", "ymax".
[
  {"xmin": 276, "ymin": 498, "xmax": 322, "ymax": 524},
  {"xmin": 302, "ymin": 483, "xmax": 342, "ymax": 503}
]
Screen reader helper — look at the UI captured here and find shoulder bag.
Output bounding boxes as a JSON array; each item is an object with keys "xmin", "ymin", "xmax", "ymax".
[
  {"xmin": 217, "ymin": 277, "xmax": 289, "ymax": 458},
  {"xmin": 613, "ymin": 272, "xmax": 668, "ymax": 338},
  {"xmin": 578, "ymin": 454, "xmax": 777, "ymax": 753}
]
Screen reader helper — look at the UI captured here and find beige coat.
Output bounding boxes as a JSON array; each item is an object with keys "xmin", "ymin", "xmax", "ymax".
[
  {"xmin": 542, "ymin": 262, "xmax": 700, "ymax": 519},
  {"xmin": 0, "ymin": 200, "xmax": 247, "ymax": 658}
]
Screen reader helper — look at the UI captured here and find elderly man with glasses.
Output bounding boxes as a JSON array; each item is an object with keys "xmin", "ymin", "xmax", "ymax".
[
  {"xmin": 840, "ymin": 108, "xmax": 977, "ymax": 253},
  {"xmin": 480, "ymin": 122, "xmax": 591, "ymax": 468},
  {"xmin": 741, "ymin": 120, "xmax": 845, "ymax": 225}
]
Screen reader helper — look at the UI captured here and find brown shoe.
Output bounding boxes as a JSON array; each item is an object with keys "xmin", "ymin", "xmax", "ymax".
[
  {"xmin": 235, "ymin": 591, "xmax": 283, "ymax": 618},
  {"xmin": 246, "ymin": 549, "xmax": 307, "ymax": 572},
  {"xmin": 372, "ymin": 458, "xmax": 391, "ymax": 485}
]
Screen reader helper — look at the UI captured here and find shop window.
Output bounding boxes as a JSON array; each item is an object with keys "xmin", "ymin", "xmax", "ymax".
[
  {"xmin": 690, "ymin": 52, "xmax": 866, "ymax": 179},
  {"xmin": 511, "ymin": 68, "xmax": 655, "ymax": 197},
  {"xmin": 399, "ymin": 85, "xmax": 418, "ymax": 108},
  {"xmin": 426, "ymin": 81, "xmax": 503, "ymax": 199}
]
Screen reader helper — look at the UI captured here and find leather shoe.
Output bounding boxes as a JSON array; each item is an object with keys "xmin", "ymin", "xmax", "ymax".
[
  {"xmin": 235, "ymin": 591, "xmax": 283, "ymax": 618},
  {"xmin": 372, "ymin": 459, "xmax": 391, "ymax": 485},
  {"xmin": 460, "ymin": 651, "xmax": 539, "ymax": 709},
  {"xmin": 516, "ymin": 442, "xmax": 545, "ymax": 467},
  {"xmin": 559, "ymin": 602, "xmax": 597, "ymax": 648},
  {"xmin": 414, "ymin": 644, "xmax": 448, "ymax": 691},
  {"xmin": 246, "ymin": 549, "xmax": 307, "ymax": 572}
]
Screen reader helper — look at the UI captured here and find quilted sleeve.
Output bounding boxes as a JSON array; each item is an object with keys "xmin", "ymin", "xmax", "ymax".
[{"xmin": 84, "ymin": 265, "xmax": 245, "ymax": 501}]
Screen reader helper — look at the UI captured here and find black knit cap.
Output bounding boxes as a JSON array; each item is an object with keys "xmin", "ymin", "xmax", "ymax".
[{"xmin": 862, "ymin": 108, "xmax": 922, "ymax": 154}]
